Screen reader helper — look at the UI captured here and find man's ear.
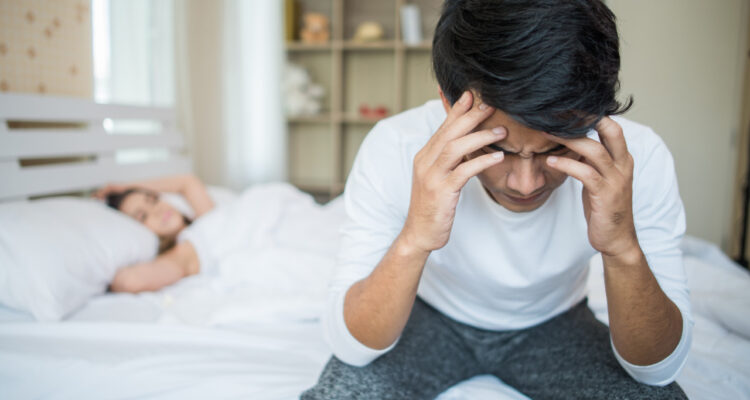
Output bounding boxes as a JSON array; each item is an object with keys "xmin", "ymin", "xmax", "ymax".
[{"xmin": 438, "ymin": 88, "xmax": 451, "ymax": 114}]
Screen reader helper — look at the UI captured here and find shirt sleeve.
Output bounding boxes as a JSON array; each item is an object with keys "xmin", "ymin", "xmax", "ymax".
[
  {"xmin": 613, "ymin": 129, "xmax": 693, "ymax": 385},
  {"xmin": 321, "ymin": 121, "xmax": 412, "ymax": 366}
]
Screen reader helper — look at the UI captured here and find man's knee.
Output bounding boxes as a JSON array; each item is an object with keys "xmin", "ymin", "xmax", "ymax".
[{"xmin": 301, "ymin": 356, "xmax": 404, "ymax": 400}]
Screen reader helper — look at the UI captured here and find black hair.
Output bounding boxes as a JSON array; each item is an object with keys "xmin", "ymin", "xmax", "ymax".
[
  {"xmin": 105, "ymin": 188, "xmax": 147, "ymax": 211},
  {"xmin": 432, "ymin": 0, "xmax": 632, "ymax": 137}
]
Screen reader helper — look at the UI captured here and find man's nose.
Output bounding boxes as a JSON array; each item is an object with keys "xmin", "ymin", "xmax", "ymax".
[{"xmin": 506, "ymin": 157, "xmax": 545, "ymax": 196}]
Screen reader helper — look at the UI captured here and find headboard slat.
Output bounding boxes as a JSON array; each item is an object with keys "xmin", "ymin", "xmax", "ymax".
[
  {"xmin": 0, "ymin": 94, "xmax": 191, "ymax": 201},
  {"xmin": 0, "ymin": 93, "xmax": 174, "ymax": 122},
  {"xmin": 0, "ymin": 130, "xmax": 184, "ymax": 160},
  {"xmin": 0, "ymin": 157, "xmax": 192, "ymax": 199}
]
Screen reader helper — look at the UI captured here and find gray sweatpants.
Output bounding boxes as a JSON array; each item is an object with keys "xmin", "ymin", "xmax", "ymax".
[{"xmin": 301, "ymin": 297, "xmax": 687, "ymax": 399}]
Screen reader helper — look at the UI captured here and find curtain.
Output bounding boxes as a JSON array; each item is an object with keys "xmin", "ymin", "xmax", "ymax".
[
  {"xmin": 175, "ymin": 0, "xmax": 287, "ymax": 191},
  {"xmin": 222, "ymin": 0, "xmax": 288, "ymax": 189}
]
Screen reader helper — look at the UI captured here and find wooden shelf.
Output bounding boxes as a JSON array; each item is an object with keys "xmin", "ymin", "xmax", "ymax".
[
  {"xmin": 402, "ymin": 40, "xmax": 433, "ymax": 51},
  {"xmin": 286, "ymin": 0, "xmax": 442, "ymax": 200},
  {"xmin": 342, "ymin": 40, "xmax": 398, "ymax": 50},
  {"xmin": 286, "ymin": 39, "xmax": 432, "ymax": 52},
  {"xmin": 341, "ymin": 114, "xmax": 387, "ymax": 124},
  {"xmin": 287, "ymin": 113, "xmax": 387, "ymax": 124},
  {"xmin": 286, "ymin": 41, "xmax": 333, "ymax": 51},
  {"xmin": 287, "ymin": 114, "xmax": 332, "ymax": 123}
]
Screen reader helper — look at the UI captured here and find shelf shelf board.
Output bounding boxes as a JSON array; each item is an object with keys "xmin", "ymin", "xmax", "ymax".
[
  {"xmin": 341, "ymin": 114, "xmax": 387, "ymax": 124},
  {"xmin": 287, "ymin": 114, "xmax": 332, "ymax": 123},
  {"xmin": 286, "ymin": 40, "xmax": 432, "ymax": 52},
  {"xmin": 402, "ymin": 41, "xmax": 433, "ymax": 51},
  {"xmin": 342, "ymin": 40, "xmax": 398, "ymax": 50},
  {"xmin": 286, "ymin": 41, "xmax": 333, "ymax": 51}
]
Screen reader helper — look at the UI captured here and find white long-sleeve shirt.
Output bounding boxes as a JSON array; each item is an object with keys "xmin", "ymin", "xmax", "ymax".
[{"xmin": 323, "ymin": 100, "xmax": 693, "ymax": 386}]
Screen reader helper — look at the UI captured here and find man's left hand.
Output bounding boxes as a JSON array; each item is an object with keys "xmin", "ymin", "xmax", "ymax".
[{"xmin": 544, "ymin": 117, "xmax": 639, "ymax": 259}]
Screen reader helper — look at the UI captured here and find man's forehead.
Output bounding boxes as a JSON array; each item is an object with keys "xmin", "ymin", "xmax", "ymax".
[{"xmin": 475, "ymin": 108, "xmax": 558, "ymax": 151}]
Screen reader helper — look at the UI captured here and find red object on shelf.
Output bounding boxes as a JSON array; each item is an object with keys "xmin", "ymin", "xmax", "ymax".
[
  {"xmin": 359, "ymin": 104, "xmax": 370, "ymax": 117},
  {"xmin": 358, "ymin": 103, "xmax": 389, "ymax": 119},
  {"xmin": 373, "ymin": 106, "xmax": 388, "ymax": 118}
]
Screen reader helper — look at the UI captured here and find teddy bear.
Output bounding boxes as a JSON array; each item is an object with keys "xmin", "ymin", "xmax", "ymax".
[{"xmin": 300, "ymin": 13, "xmax": 330, "ymax": 44}]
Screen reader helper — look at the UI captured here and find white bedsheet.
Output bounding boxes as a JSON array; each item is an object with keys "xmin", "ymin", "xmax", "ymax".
[
  {"xmin": 1, "ymin": 201, "xmax": 748, "ymax": 400},
  {"xmin": 0, "ymin": 321, "xmax": 329, "ymax": 399}
]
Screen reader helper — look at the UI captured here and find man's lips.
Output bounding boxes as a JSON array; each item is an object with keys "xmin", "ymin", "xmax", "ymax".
[{"xmin": 503, "ymin": 190, "xmax": 546, "ymax": 205}]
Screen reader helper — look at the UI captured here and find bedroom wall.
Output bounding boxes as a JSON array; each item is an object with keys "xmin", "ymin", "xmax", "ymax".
[
  {"xmin": 735, "ymin": 13, "xmax": 750, "ymax": 262},
  {"xmin": 0, "ymin": 0, "xmax": 92, "ymax": 97},
  {"xmin": 174, "ymin": 0, "xmax": 226, "ymax": 187},
  {"xmin": 608, "ymin": 0, "xmax": 750, "ymax": 251}
]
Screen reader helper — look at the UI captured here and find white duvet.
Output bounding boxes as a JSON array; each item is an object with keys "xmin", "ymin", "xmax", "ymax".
[
  {"xmin": 170, "ymin": 183, "xmax": 345, "ymax": 325},
  {"xmin": 0, "ymin": 184, "xmax": 748, "ymax": 399}
]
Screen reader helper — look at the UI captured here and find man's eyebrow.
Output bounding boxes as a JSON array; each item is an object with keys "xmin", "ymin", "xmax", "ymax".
[
  {"xmin": 538, "ymin": 143, "xmax": 567, "ymax": 154},
  {"xmin": 487, "ymin": 142, "xmax": 566, "ymax": 154}
]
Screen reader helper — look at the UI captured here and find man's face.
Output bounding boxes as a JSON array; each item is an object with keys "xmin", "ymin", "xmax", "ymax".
[{"xmin": 441, "ymin": 94, "xmax": 582, "ymax": 213}]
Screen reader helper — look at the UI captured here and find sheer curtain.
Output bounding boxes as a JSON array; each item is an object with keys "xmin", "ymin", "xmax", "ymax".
[
  {"xmin": 175, "ymin": 0, "xmax": 287, "ymax": 190},
  {"xmin": 222, "ymin": 0, "xmax": 287, "ymax": 188}
]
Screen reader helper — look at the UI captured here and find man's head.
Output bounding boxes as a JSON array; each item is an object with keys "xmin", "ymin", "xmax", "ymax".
[
  {"xmin": 433, "ymin": 0, "xmax": 631, "ymax": 137},
  {"xmin": 433, "ymin": 0, "xmax": 631, "ymax": 211}
]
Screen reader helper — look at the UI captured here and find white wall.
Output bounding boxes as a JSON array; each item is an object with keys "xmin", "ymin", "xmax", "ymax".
[{"xmin": 608, "ymin": 0, "xmax": 749, "ymax": 250}]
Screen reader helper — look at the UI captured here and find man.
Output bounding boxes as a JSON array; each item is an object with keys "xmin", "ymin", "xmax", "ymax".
[{"xmin": 303, "ymin": 0, "xmax": 691, "ymax": 398}]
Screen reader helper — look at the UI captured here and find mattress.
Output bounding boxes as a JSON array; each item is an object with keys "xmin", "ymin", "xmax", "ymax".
[{"xmin": 1, "ymin": 236, "xmax": 748, "ymax": 399}]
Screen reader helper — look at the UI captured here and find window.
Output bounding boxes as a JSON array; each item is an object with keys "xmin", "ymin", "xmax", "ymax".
[{"xmin": 92, "ymin": 0, "xmax": 174, "ymax": 106}]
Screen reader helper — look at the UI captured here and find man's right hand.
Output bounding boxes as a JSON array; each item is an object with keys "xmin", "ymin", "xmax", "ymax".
[
  {"xmin": 342, "ymin": 91, "xmax": 506, "ymax": 352},
  {"xmin": 401, "ymin": 91, "xmax": 506, "ymax": 254}
]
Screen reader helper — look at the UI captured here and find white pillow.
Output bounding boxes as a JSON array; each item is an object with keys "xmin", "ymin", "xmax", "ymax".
[{"xmin": 0, "ymin": 197, "xmax": 158, "ymax": 321}]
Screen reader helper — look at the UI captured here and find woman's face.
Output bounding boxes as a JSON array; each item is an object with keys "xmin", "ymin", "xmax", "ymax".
[{"xmin": 118, "ymin": 191, "xmax": 186, "ymax": 237}]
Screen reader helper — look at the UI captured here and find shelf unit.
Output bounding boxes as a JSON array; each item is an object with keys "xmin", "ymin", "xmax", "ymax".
[{"xmin": 286, "ymin": 0, "xmax": 442, "ymax": 199}]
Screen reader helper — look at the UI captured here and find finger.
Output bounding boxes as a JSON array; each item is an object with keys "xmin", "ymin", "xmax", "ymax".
[
  {"xmin": 595, "ymin": 116, "xmax": 629, "ymax": 164},
  {"xmin": 427, "ymin": 102, "xmax": 496, "ymax": 164},
  {"xmin": 442, "ymin": 90, "xmax": 474, "ymax": 126},
  {"xmin": 435, "ymin": 127, "xmax": 507, "ymax": 170},
  {"xmin": 447, "ymin": 151, "xmax": 504, "ymax": 191},
  {"xmin": 423, "ymin": 91, "xmax": 474, "ymax": 161},
  {"xmin": 443, "ymin": 99, "xmax": 496, "ymax": 143},
  {"xmin": 546, "ymin": 155, "xmax": 603, "ymax": 192},
  {"xmin": 543, "ymin": 133, "xmax": 616, "ymax": 176}
]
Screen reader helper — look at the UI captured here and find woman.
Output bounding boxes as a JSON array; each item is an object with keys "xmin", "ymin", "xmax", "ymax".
[{"xmin": 94, "ymin": 174, "xmax": 214, "ymax": 293}]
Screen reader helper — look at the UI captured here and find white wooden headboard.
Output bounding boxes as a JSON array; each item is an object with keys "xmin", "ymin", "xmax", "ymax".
[{"xmin": 0, "ymin": 93, "xmax": 191, "ymax": 201}]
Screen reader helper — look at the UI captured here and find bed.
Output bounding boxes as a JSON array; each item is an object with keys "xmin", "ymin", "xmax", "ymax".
[{"xmin": 1, "ymin": 94, "xmax": 749, "ymax": 399}]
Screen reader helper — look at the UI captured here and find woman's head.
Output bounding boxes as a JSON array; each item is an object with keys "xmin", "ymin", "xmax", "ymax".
[{"xmin": 106, "ymin": 189, "xmax": 189, "ymax": 251}]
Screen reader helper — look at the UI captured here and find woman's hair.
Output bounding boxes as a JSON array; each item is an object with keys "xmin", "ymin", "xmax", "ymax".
[
  {"xmin": 105, "ymin": 188, "xmax": 191, "ymax": 254},
  {"xmin": 105, "ymin": 188, "xmax": 148, "ymax": 211},
  {"xmin": 432, "ymin": 0, "xmax": 632, "ymax": 137}
]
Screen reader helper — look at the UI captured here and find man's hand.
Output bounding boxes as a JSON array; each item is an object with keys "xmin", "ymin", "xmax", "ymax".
[
  {"xmin": 546, "ymin": 117, "xmax": 686, "ymax": 366},
  {"xmin": 544, "ymin": 117, "xmax": 638, "ymax": 259},
  {"xmin": 342, "ymin": 90, "xmax": 505, "ymax": 351},
  {"xmin": 401, "ymin": 91, "xmax": 506, "ymax": 254}
]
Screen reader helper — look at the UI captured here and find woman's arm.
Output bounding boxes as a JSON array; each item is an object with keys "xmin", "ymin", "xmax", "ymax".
[
  {"xmin": 109, "ymin": 241, "xmax": 200, "ymax": 293},
  {"xmin": 95, "ymin": 174, "xmax": 215, "ymax": 217}
]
